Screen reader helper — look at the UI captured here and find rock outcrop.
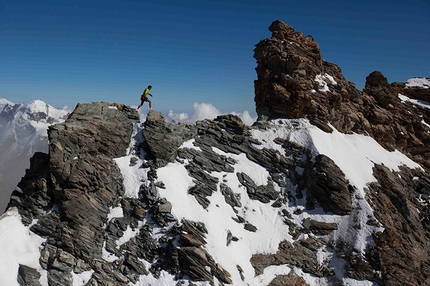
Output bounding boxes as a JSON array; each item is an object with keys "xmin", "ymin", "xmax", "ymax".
[
  {"xmin": 8, "ymin": 102, "xmax": 140, "ymax": 285},
  {"xmin": 367, "ymin": 165, "xmax": 430, "ymax": 285},
  {"xmin": 254, "ymin": 20, "xmax": 430, "ymax": 170}
]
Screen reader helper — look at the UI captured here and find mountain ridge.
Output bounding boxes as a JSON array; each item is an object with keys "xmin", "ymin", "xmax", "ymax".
[{"xmin": 0, "ymin": 20, "xmax": 429, "ymax": 286}]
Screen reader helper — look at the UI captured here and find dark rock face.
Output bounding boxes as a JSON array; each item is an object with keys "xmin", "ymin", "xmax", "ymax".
[
  {"xmin": 46, "ymin": 102, "xmax": 137, "ymax": 260},
  {"xmin": 177, "ymin": 220, "xmax": 232, "ymax": 284},
  {"xmin": 364, "ymin": 71, "xmax": 398, "ymax": 108},
  {"xmin": 8, "ymin": 102, "xmax": 140, "ymax": 285},
  {"xmin": 366, "ymin": 165, "xmax": 430, "ymax": 286},
  {"xmin": 305, "ymin": 155, "xmax": 353, "ymax": 215},
  {"xmin": 364, "ymin": 73, "xmax": 430, "ymax": 169},
  {"xmin": 18, "ymin": 264, "xmax": 42, "ymax": 286},
  {"xmin": 142, "ymin": 110, "xmax": 196, "ymax": 167},
  {"xmin": 250, "ymin": 237, "xmax": 334, "ymax": 278},
  {"xmin": 254, "ymin": 20, "xmax": 430, "ymax": 170},
  {"xmin": 254, "ymin": 20, "xmax": 366, "ymax": 132}
]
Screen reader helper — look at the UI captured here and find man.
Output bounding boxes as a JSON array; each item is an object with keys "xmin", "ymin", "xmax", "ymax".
[{"xmin": 137, "ymin": 85, "xmax": 153, "ymax": 112}]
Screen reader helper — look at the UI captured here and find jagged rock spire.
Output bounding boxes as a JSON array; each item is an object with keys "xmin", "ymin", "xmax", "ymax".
[{"xmin": 254, "ymin": 20, "xmax": 430, "ymax": 170}]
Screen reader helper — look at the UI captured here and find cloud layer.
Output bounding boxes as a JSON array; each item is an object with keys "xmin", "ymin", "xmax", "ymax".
[{"xmin": 167, "ymin": 102, "xmax": 257, "ymax": 126}]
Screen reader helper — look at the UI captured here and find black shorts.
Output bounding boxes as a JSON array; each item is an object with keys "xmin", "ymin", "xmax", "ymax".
[{"xmin": 140, "ymin": 97, "xmax": 149, "ymax": 105}]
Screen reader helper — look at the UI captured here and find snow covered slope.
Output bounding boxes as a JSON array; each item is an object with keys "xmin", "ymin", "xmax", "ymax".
[
  {"xmin": 0, "ymin": 98, "xmax": 69, "ymax": 212},
  {"xmin": 125, "ymin": 119, "xmax": 417, "ymax": 285}
]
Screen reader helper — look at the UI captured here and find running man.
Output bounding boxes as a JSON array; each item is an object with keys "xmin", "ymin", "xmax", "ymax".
[{"xmin": 137, "ymin": 85, "xmax": 153, "ymax": 112}]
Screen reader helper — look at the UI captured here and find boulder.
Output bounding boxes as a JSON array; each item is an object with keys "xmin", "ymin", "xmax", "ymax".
[
  {"xmin": 142, "ymin": 110, "xmax": 196, "ymax": 167},
  {"xmin": 305, "ymin": 155, "xmax": 353, "ymax": 215},
  {"xmin": 250, "ymin": 237, "xmax": 331, "ymax": 278},
  {"xmin": 17, "ymin": 264, "xmax": 42, "ymax": 286},
  {"xmin": 177, "ymin": 220, "xmax": 232, "ymax": 284}
]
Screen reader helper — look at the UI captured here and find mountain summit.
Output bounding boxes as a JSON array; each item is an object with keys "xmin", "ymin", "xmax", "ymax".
[{"xmin": 1, "ymin": 21, "xmax": 430, "ymax": 286}]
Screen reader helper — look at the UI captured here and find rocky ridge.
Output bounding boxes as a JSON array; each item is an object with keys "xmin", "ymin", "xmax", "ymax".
[
  {"xmin": 254, "ymin": 20, "xmax": 430, "ymax": 170},
  {"xmin": 7, "ymin": 105, "xmax": 430, "ymax": 286},
  {"xmin": 2, "ymin": 21, "xmax": 430, "ymax": 286}
]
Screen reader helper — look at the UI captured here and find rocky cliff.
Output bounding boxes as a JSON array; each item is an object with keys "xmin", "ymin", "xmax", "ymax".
[
  {"xmin": 254, "ymin": 20, "xmax": 430, "ymax": 170},
  {"xmin": 1, "ymin": 21, "xmax": 430, "ymax": 286}
]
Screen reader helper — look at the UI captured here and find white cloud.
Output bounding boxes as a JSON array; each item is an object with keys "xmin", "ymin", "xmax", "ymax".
[
  {"xmin": 167, "ymin": 110, "xmax": 189, "ymax": 122},
  {"xmin": 167, "ymin": 102, "xmax": 257, "ymax": 126},
  {"xmin": 231, "ymin": 110, "xmax": 256, "ymax": 126},
  {"xmin": 190, "ymin": 102, "xmax": 221, "ymax": 121}
]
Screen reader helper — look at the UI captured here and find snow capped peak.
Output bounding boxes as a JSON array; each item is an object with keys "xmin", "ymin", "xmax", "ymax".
[
  {"xmin": 25, "ymin": 99, "xmax": 68, "ymax": 118},
  {"xmin": 27, "ymin": 99, "xmax": 49, "ymax": 112},
  {"xmin": 0, "ymin": 98, "xmax": 70, "ymax": 147},
  {"xmin": 0, "ymin": 98, "xmax": 14, "ymax": 106},
  {"xmin": 0, "ymin": 98, "xmax": 15, "ymax": 112},
  {"xmin": 16, "ymin": 99, "xmax": 69, "ymax": 125},
  {"xmin": 405, "ymin": 77, "xmax": 430, "ymax": 89}
]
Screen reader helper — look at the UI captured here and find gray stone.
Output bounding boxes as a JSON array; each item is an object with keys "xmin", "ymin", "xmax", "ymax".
[
  {"xmin": 251, "ymin": 237, "xmax": 330, "ymax": 278},
  {"xmin": 178, "ymin": 246, "xmax": 232, "ymax": 284},
  {"xmin": 18, "ymin": 264, "xmax": 42, "ymax": 286},
  {"xmin": 244, "ymin": 223, "xmax": 258, "ymax": 232},
  {"xmin": 237, "ymin": 172, "xmax": 278, "ymax": 203},
  {"xmin": 51, "ymin": 248, "xmax": 76, "ymax": 272},
  {"xmin": 48, "ymin": 268, "xmax": 73, "ymax": 286},
  {"xmin": 305, "ymin": 155, "xmax": 353, "ymax": 215},
  {"xmin": 142, "ymin": 111, "xmax": 196, "ymax": 167},
  {"xmin": 302, "ymin": 218, "xmax": 338, "ymax": 235},
  {"xmin": 220, "ymin": 183, "xmax": 242, "ymax": 209}
]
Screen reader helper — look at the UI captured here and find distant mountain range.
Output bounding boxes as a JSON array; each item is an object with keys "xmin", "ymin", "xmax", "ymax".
[{"xmin": 0, "ymin": 98, "xmax": 69, "ymax": 212}]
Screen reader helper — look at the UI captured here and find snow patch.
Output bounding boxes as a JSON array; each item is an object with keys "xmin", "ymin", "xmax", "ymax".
[
  {"xmin": 405, "ymin": 77, "xmax": 430, "ymax": 89},
  {"xmin": 251, "ymin": 118, "xmax": 421, "ymax": 282},
  {"xmin": 107, "ymin": 206, "xmax": 124, "ymax": 222},
  {"xmin": 114, "ymin": 123, "xmax": 149, "ymax": 198},
  {"xmin": 422, "ymin": 120, "xmax": 430, "ymax": 130},
  {"xmin": 315, "ymin": 73, "xmax": 337, "ymax": 92},
  {"xmin": 72, "ymin": 270, "xmax": 94, "ymax": 286},
  {"xmin": 0, "ymin": 207, "xmax": 48, "ymax": 286},
  {"xmin": 398, "ymin": 93, "xmax": 430, "ymax": 109}
]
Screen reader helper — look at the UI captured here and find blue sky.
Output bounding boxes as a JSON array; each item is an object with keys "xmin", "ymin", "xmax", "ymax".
[{"xmin": 1, "ymin": 0, "xmax": 429, "ymax": 117}]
